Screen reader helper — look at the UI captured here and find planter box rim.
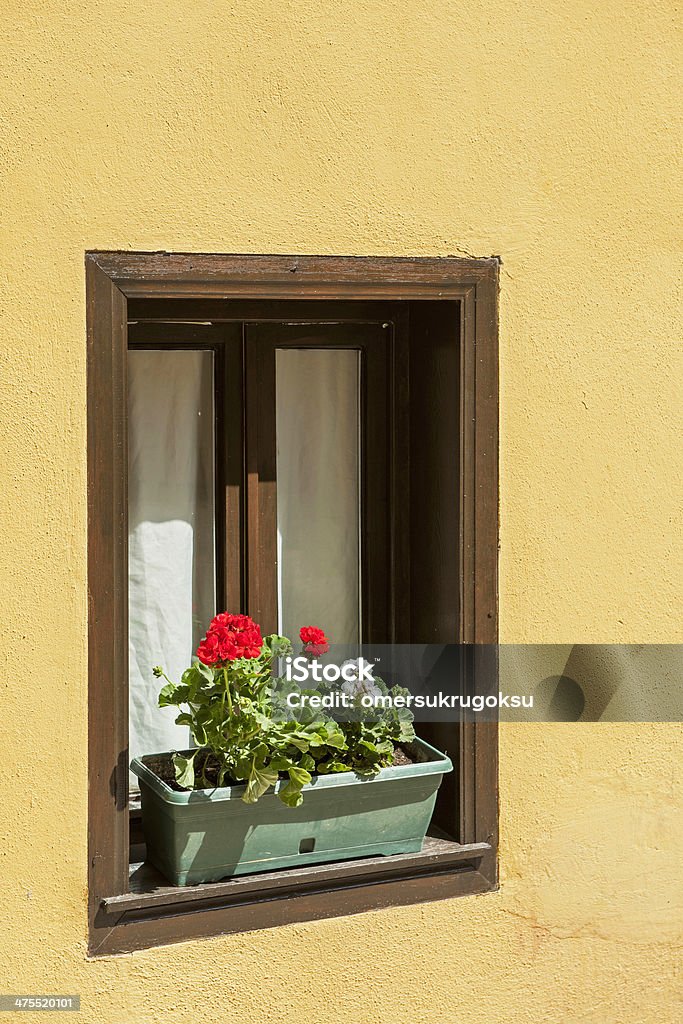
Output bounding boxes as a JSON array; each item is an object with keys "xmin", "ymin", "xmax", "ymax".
[{"xmin": 130, "ymin": 736, "xmax": 452, "ymax": 805}]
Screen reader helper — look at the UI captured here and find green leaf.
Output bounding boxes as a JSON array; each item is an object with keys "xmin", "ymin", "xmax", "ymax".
[
  {"xmin": 317, "ymin": 759, "xmax": 352, "ymax": 774},
  {"xmin": 278, "ymin": 780, "xmax": 303, "ymax": 807},
  {"xmin": 285, "ymin": 734, "xmax": 311, "ymax": 752},
  {"xmin": 158, "ymin": 682, "xmax": 176, "ymax": 707},
  {"xmin": 398, "ymin": 719, "xmax": 416, "ymax": 743},
  {"xmin": 243, "ymin": 761, "xmax": 279, "ymax": 804},
  {"xmin": 172, "ymin": 751, "xmax": 197, "ymax": 789},
  {"xmin": 278, "ymin": 766, "xmax": 312, "ymax": 808},
  {"xmin": 322, "ymin": 722, "xmax": 347, "ymax": 749},
  {"xmin": 158, "ymin": 682, "xmax": 189, "ymax": 708},
  {"xmin": 268, "ymin": 754, "xmax": 294, "ymax": 772},
  {"xmin": 195, "ymin": 658, "xmax": 215, "ymax": 683},
  {"xmin": 264, "ymin": 634, "xmax": 293, "ymax": 659},
  {"xmin": 289, "ymin": 765, "xmax": 312, "ymax": 787}
]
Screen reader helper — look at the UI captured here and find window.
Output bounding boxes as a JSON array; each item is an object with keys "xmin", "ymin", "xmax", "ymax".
[{"xmin": 87, "ymin": 253, "xmax": 499, "ymax": 955}]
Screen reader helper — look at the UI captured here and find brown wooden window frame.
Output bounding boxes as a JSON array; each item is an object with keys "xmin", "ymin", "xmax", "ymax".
[{"xmin": 87, "ymin": 252, "xmax": 499, "ymax": 956}]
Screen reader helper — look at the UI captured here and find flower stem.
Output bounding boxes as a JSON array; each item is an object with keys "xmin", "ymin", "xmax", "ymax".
[{"xmin": 222, "ymin": 667, "xmax": 233, "ymax": 717}]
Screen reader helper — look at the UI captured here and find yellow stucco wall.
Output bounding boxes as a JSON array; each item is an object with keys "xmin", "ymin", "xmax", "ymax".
[{"xmin": 1, "ymin": 2, "xmax": 681, "ymax": 1022}]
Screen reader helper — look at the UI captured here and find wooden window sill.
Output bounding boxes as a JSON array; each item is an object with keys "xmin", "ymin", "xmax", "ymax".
[
  {"xmin": 106, "ymin": 836, "xmax": 492, "ymax": 912},
  {"xmin": 93, "ymin": 837, "xmax": 494, "ymax": 955}
]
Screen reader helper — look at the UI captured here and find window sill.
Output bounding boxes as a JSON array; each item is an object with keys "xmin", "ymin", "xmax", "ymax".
[{"xmin": 93, "ymin": 837, "xmax": 494, "ymax": 955}]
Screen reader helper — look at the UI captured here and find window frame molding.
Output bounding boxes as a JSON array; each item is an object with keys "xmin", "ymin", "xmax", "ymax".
[{"xmin": 86, "ymin": 252, "xmax": 499, "ymax": 956}]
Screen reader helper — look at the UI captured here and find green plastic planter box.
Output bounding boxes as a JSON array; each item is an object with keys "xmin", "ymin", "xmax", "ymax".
[{"xmin": 130, "ymin": 737, "xmax": 452, "ymax": 886}]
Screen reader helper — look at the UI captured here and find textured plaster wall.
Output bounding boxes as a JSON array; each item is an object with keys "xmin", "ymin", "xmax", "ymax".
[{"xmin": 1, "ymin": 1, "xmax": 681, "ymax": 1022}]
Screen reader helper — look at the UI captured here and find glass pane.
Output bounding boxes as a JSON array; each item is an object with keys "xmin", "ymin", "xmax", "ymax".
[
  {"xmin": 128, "ymin": 350, "xmax": 215, "ymax": 775},
  {"xmin": 276, "ymin": 348, "xmax": 361, "ymax": 644}
]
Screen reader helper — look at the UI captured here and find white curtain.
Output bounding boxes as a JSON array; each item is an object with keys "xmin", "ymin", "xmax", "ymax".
[
  {"xmin": 276, "ymin": 348, "xmax": 361, "ymax": 644},
  {"xmin": 128, "ymin": 350, "xmax": 215, "ymax": 781},
  {"xmin": 127, "ymin": 344, "xmax": 361, "ymax": 778}
]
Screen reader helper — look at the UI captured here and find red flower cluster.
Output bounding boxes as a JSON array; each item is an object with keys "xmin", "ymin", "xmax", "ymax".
[
  {"xmin": 299, "ymin": 625, "xmax": 330, "ymax": 657},
  {"xmin": 196, "ymin": 613, "xmax": 263, "ymax": 666}
]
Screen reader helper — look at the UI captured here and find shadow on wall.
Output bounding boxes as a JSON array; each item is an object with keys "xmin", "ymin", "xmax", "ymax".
[{"xmin": 500, "ymin": 644, "xmax": 682, "ymax": 721}]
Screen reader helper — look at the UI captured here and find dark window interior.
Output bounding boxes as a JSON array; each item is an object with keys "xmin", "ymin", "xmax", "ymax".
[{"xmin": 126, "ymin": 298, "xmax": 465, "ymax": 893}]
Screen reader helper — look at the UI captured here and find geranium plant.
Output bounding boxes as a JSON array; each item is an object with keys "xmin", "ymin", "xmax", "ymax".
[{"xmin": 153, "ymin": 612, "xmax": 415, "ymax": 808}]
